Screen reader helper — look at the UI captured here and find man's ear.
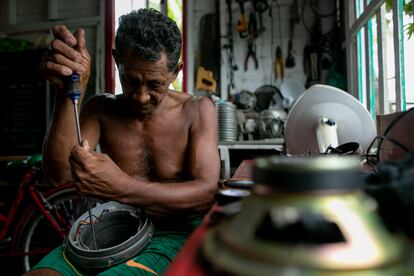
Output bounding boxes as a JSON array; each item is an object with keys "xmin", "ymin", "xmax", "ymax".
[
  {"xmin": 112, "ymin": 49, "xmax": 119, "ymax": 65},
  {"xmin": 171, "ymin": 62, "xmax": 183, "ymax": 81}
]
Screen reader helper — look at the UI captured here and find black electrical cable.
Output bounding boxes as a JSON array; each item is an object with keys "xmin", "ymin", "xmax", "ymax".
[
  {"xmin": 320, "ymin": 29, "xmax": 334, "ymax": 51},
  {"xmin": 301, "ymin": 0, "xmax": 338, "ymax": 36},
  {"xmin": 267, "ymin": 0, "xmax": 284, "ymax": 86},
  {"xmin": 365, "ymin": 135, "xmax": 414, "ymax": 172},
  {"xmin": 269, "ymin": 0, "xmax": 275, "ymax": 85},
  {"xmin": 301, "ymin": 0, "xmax": 313, "ymax": 36},
  {"xmin": 365, "ymin": 135, "xmax": 380, "ymax": 171},
  {"xmin": 376, "ymin": 107, "xmax": 414, "ymax": 162},
  {"xmin": 274, "ymin": 0, "xmax": 283, "ymax": 47},
  {"xmin": 310, "ymin": 0, "xmax": 337, "ymax": 18},
  {"xmin": 223, "ymin": 0, "xmax": 238, "ymax": 94}
]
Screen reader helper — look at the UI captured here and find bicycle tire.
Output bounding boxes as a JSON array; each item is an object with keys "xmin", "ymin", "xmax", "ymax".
[{"xmin": 11, "ymin": 185, "xmax": 100, "ymax": 273}]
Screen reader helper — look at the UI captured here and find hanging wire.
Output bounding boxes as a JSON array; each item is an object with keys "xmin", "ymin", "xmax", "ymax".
[
  {"xmin": 270, "ymin": 0, "xmax": 275, "ymax": 85},
  {"xmin": 309, "ymin": 0, "xmax": 337, "ymax": 18},
  {"xmin": 364, "ymin": 108, "xmax": 414, "ymax": 171},
  {"xmin": 376, "ymin": 107, "xmax": 414, "ymax": 162},
  {"xmin": 274, "ymin": 0, "xmax": 283, "ymax": 46},
  {"xmin": 222, "ymin": 0, "xmax": 239, "ymax": 96},
  {"xmin": 301, "ymin": 0, "xmax": 314, "ymax": 35},
  {"xmin": 365, "ymin": 135, "xmax": 413, "ymax": 172},
  {"xmin": 301, "ymin": 0, "xmax": 338, "ymax": 36},
  {"xmin": 74, "ymin": 208, "xmax": 108, "ymax": 242}
]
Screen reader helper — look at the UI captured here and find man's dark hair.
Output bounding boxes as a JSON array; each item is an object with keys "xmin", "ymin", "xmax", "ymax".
[{"xmin": 115, "ymin": 8, "xmax": 182, "ymax": 71}]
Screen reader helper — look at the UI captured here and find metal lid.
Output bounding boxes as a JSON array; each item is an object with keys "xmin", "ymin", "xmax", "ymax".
[
  {"xmin": 66, "ymin": 201, "xmax": 153, "ymax": 273},
  {"xmin": 253, "ymin": 155, "xmax": 363, "ymax": 192}
]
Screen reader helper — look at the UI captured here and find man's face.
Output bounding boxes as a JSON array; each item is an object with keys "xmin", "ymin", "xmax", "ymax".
[{"xmin": 116, "ymin": 51, "xmax": 176, "ymax": 116}]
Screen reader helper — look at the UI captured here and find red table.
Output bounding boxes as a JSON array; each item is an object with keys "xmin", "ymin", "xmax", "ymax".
[{"xmin": 165, "ymin": 160, "xmax": 253, "ymax": 276}]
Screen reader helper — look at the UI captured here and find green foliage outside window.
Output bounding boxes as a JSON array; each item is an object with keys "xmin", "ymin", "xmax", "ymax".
[
  {"xmin": 148, "ymin": 0, "xmax": 183, "ymax": 92},
  {"xmin": 386, "ymin": 0, "xmax": 413, "ymax": 39},
  {"xmin": 168, "ymin": 0, "xmax": 183, "ymax": 92}
]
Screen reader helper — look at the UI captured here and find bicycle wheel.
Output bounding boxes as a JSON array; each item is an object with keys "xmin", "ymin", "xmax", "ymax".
[{"xmin": 12, "ymin": 185, "xmax": 101, "ymax": 273}]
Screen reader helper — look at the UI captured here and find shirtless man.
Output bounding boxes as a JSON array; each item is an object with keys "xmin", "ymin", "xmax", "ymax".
[{"xmin": 26, "ymin": 8, "xmax": 220, "ymax": 275}]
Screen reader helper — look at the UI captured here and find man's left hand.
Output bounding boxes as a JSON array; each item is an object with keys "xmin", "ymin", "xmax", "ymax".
[{"xmin": 69, "ymin": 140, "xmax": 128, "ymax": 199}]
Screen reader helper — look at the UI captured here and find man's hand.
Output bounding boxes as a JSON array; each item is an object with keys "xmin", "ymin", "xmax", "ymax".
[
  {"xmin": 69, "ymin": 140, "xmax": 128, "ymax": 199},
  {"xmin": 41, "ymin": 25, "xmax": 91, "ymax": 93}
]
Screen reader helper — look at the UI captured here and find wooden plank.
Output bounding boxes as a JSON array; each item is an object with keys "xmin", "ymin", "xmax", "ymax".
[
  {"xmin": 0, "ymin": 17, "xmax": 101, "ymax": 35},
  {"xmin": 7, "ymin": 0, "xmax": 17, "ymax": 25},
  {"xmin": 48, "ymin": 0, "xmax": 58, "ymax": 20},
  {"xmin": 0, "ymin": 156, "xmax": 28, "ymax": 161}
]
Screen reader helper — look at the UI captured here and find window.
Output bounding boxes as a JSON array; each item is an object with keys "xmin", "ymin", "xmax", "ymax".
[
  {"xmin": 345, "ymin": 0, "xmax": 413, "ymax": 117},
  {"xmin": 114, "ymin": 0, "xmax": 184, "ymax": 95}
]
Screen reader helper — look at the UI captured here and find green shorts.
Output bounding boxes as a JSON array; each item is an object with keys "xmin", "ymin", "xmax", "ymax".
[{"xmin": 32, "ymin": 218, "xmax": 202, "ymax": 276}]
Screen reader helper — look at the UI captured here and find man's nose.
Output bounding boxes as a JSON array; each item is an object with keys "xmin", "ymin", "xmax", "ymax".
[{"xmin": 133, "ymin": 87, "xmax": 151, "ymax": 104}]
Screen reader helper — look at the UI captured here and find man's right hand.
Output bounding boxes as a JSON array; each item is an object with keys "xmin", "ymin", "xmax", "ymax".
[{"xmin": 41, "ymin": 25, "xmax": 91, "ymax": 94}]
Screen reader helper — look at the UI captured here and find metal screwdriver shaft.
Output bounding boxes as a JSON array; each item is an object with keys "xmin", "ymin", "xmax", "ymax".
[{"xmin": 67, "ymin": 74, "xmax": 97, "ymax": 250}]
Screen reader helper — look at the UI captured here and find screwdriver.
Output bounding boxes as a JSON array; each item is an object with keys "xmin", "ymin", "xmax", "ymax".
[{"xmin": 67, "ymin": 74, "xmax": 98, "ymax": 250}]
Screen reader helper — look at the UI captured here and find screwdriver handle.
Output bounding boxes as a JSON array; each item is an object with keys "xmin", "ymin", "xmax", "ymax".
[{"xmin": 66, "ymin": 74, "xmax": 81, "ymax": 101}]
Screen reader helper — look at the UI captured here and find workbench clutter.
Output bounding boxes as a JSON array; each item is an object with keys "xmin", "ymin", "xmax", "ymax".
[
  {"xmin": 219, "ymin": 0, "xmax": 342, "ymax": 122},
  {"xmin": 220, "ymin": 0, "xmax": 303, "ymax": 95},
  {"xmin": 166, "ymin": 107, "xmax": 414, "ymax": 275},
  {"xmin": 216, "ymin": 0, "xmax": 327, "ymax": 143},
  {"xmin": 214, "ymin": 83, "xmax": 289, "ymax": 142},
  {"xmin": 215, "ymin": 101, "xmax": 239, "ymax": 142},
  {"xmin": 202, "ymin": 155, "xmax": 414, "ymax": 275},
  {"xmin": 223, "ymin": 79, "xmax": 305, "ymax": 142}
]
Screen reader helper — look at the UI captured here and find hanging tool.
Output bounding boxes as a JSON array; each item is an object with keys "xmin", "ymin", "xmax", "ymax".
[
  {"xmin": 253, "ymin": 0, "xmax": 268, "ymax": 12},
  {"xmin": 285, "ymin": 0, "xmax": 299, "ymax": 68},
  {"xmin": 244, "ymin": 39, "xmax": 258, "ymax": 71},
  {"xmin": 248, "ymin": 12, "xmax": 258, "ymax": 39},
  {"xmin": 256, "ymin": 12, "xmax": 265, "ymax": 35},
  {"xmin": 236, "ymin": 0, "xmax": 248, "ymax": 38},
  {"xmin": 67, "ymin": 74, "xmax": 98, "ymax": 250},
  {"xmin": 286, "ymin": 39, "xmax": 295, "ymax": 68},
  {"xmin": 253, "ymin": 0, "xmax": 268, "ymax": 34},
  {"xmin": 274, "ymin": 46, "xmax": 285, "ymax": 80},
  {"xmin": 274, "ymin": 0, "xmax": 284, "ymax": 68},
  {"xmin": 195, "ymin": 66, "xmax": 217, "ymax": 93},
  {"xmin": 304, "ymin": 19, "xmax": 322, "ymax": 88},
  {"xmin": 225, "ymin": 0, "xmax": 238, "ymax": 94}
]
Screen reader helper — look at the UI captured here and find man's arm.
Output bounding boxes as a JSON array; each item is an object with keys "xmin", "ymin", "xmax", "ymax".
[
  {"xmin": 42, "ymin": 25, "xmax": 95, "ymax": 185},
  {"xmin": 70, "ymin": 97, "xmax": 220, "ymax": 215}
]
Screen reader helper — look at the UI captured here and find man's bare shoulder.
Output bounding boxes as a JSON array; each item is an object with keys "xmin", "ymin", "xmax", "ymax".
[
  {"xmin": 171, "ymin": 92, "xmax": 214, "ymax": 111},
  {"xmin": 80, "ymin": 94, "xmax": 127, "ymax": 125},
  {"xmin": 83, "ymin": 93, "xmax": 120, "ymax": 105},
  {"xmin": 178, "ymin": 94, "xmax": 216, "ymax": 127},
  {"xmin": 82, "ymin": 93, "xmax": 123, "ymax": 112}
]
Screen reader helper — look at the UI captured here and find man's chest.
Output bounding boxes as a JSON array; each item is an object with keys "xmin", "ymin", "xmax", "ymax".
[{"xmin": 99, "ymin": 118, "xmax": 190, "ymax": 180}]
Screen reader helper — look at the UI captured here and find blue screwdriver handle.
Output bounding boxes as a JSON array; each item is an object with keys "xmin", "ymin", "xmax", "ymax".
[
  {"xmin": 66, "ymin": 73, "xmax": 82, "ymax": 144},
  {"xmin": 66, "ymin": 74, "xmax": 81, "ymax": 101}
]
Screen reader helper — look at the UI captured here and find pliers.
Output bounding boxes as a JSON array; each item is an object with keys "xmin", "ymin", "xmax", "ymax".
[
  {"xmin": 244, "ymin": 39, "xmax": 258, "ymax": 71},
  {"xmin": 274, "ymin": 46, "xmax": 285, "ymax": 80}
]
